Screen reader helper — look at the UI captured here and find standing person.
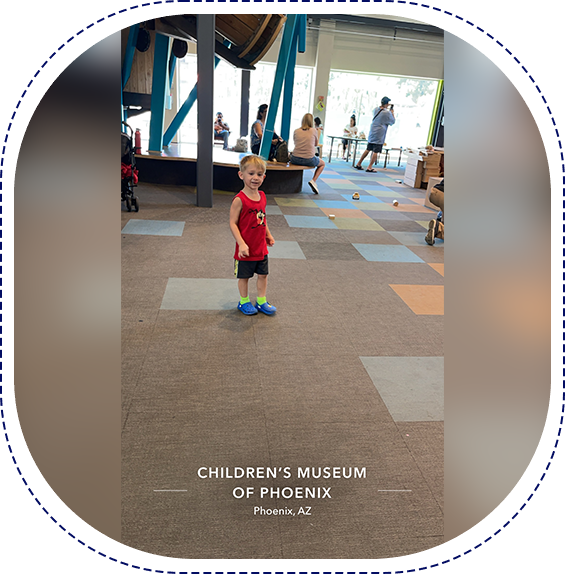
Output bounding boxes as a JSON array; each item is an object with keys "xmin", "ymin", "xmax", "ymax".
[
  {"xmin": 250, "ymin": 104, "xmax": 283, "ymax": 158},
  {"xmin": 342, "ymin": 115, "xmax": 358, "ymax": 159},
  {"xmin": 290, "ymin": 113, "xmax": 325, "ymax": 194},
  {"xmin": 354, "ymin": 97, "xmax": 395, "ymax": 172},
  {"xmin": 229, "ymin": 154, "xmax": 277, "ymax": 316},
  {"xmin": 214, "ymin": 112, "xmax": 230, "ymax": 150},
  {"xmin": 314, "ymin": 116, "xmax": 324, "ymax": 156}
]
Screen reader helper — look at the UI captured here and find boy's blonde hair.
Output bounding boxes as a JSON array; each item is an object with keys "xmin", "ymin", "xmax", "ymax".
[
  {"xmin": 240, "ymin": 154, "xmax": 267, "ymax": 172},
  {"xmin": 301, "ymin": 113, "xmax": 314, "ymax": 130}
]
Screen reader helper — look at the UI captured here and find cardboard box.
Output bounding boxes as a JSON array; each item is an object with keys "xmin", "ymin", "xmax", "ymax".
[
  {"xmin": 422, "ymin": 168, "xmax": 442, "ymax": 183},
  {"xmin": 404, "ymin": 167, "xmax": 422, "ymax": 187}
]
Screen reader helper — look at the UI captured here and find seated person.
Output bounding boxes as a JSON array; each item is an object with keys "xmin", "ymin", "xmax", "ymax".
[
  {"xmin": 250, "ymin": 104, "xmax": 283, "ymax": 158},
  {"xmin": 425, "ymin": 179, "xmax": 444, "ymax": 245},
  {"xmin": 314, "ymin": 116, "xmax": 324, "ymax": 157},
  {"xmin": 341, "ymin": 115, "xmax": 358, "ymax": 159},
  {"xmin": 214, "ymin": 112, "xmax": 230, "ymax": 150},
  {"xmin": 290, "ymin": 113, "xmax": 325, "ymax": 194}
]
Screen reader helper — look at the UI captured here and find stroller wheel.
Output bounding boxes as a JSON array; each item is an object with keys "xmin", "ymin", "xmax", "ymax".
[
  {"xmin": 132, "ymin": 197, "xmax": 139, "ymax": 212},
  {"xmin": 126, "ymin": 197, "xmax": 132, "ymax": 212}
]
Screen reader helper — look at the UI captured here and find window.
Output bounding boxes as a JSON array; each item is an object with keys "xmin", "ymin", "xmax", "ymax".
[
  {"xmin": 127, "ymin": 57, "xmax": 317, "ymax": 148},
  {"xmin": 177, "ymin": 55, "xmax": 242, "ymax": 144},
  {"xmin": 249, "ymin": 62, "xmax": 314, "ymax": 138},
  {"xmin": 325, "ymin": 70, "xmax": 440, "ymax": 148}
]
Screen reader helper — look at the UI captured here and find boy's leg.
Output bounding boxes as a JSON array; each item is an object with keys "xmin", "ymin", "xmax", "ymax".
[
  {"xmin": 256, "ymin": 274, "xmax": 267, "ymax": 298},
  {"xmin": 255, "ymin": 261, "xmax": 276, "ymax": 314},
  {"xmin": 238, "ymin": 278, "xmax": 250, "ymax": 299},
  {"xmin": 255, "ymin": 274, "xmax": 276, "ymax": 315},
  {"xmin": 237, "ymin": 277, "xmax": 257, "ymax": 315}
]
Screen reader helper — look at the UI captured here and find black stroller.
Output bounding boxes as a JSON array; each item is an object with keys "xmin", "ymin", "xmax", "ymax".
[{"xmin": 121, "ymin": 121, "xmax": 139, "ymax": 212}]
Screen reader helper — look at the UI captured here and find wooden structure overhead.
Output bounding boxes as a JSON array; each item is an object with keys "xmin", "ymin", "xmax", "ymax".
[{"xmin": 152, "ymin": 14, "xmax": 286, "ymax": 69}]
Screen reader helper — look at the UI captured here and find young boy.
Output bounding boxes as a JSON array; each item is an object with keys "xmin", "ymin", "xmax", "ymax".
[{"xmin": 229, "ymin": 154, "xmax": 276, "ymax": 316}]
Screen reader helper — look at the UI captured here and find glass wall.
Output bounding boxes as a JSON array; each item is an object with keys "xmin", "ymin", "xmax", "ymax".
[
  {"xmin": 248, "ymin": 62, "xmax": 314, "ymax": 137},
  {"xmin": 133, "ymin": 58, "xmax": 315, "ymax": 147},
  {"xmin": 325, "ymin": 70, "xmax": 440, "ymax": 149},
  {"xmin": 177, "ymin": 55, "xmax": 242, "ymax": 144}
]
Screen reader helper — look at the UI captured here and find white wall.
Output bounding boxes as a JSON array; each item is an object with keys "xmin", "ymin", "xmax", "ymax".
[{"xmin": 261, "ymin": 18, "xmax": 444, "ymax": 80}]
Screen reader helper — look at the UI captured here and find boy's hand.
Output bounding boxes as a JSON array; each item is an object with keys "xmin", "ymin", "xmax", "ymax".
[
  {"xmin": 239, "ymin": 243, "xmax": 250, "ymax": 258},
  {"xmin": 266, "ymin": 235, "xmax": 275, "ymax": 247}
]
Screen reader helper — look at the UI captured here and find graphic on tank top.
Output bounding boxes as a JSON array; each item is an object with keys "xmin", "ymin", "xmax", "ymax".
[{"xmin": 248, "ymin": 208, "xmax": 266, "ymax": 229}]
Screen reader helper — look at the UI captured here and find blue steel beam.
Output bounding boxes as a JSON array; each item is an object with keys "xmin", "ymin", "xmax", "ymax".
[
  {"xmin": 259, "ymin": 14, "xmax": 299, "ymax": 160},
  {"xmin": 162, "ymin": 56, "xmax": 220, "ymax": 148},
  {"xmin": 169, "ymin": 54, "xmax": 177, "ymax": 92},
  {"xmin": 166, "ymin": 53, "xmax": 176, "ymax": 110},
  {"xmin": 162, "ymin": 39, "xmax": 230, "ymax": 147},
  {"xmin": 148, "ymin": 33, "xmax": 172, "ymax": 153},
  {"xmin": 280, "ymin": 23, "xmax": 300, "ymax": 142},
  {"xmin": 122, "ymin": 24, "xmax": 139, "ymax": 90},
  {"xmin": 298, "ymin": 13, "xmax": 307, "ymax": 53}
]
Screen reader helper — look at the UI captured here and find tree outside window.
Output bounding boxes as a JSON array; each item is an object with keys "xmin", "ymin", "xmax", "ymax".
[{"xmin": 325, "ymin": 70, "xmax": 439, "ymax": 149}]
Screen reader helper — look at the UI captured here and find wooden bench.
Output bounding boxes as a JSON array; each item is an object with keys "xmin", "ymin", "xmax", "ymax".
[
  {"xmin": 135, "ymin": 146, "xmax": 312, "ymax": 194},
  {"xmin": 262, "ymin": 161, "xmax": 310, "ymax": 193}
]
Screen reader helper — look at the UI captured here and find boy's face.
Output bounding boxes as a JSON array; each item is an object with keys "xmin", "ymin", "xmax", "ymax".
[{"xmin": 238, "ymin": 165, "xmax": 266, "ymax": 190}]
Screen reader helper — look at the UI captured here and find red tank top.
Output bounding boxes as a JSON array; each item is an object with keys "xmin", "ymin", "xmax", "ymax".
[{"xmin": 233, "ymin": 190, "xmax": 268, "ymax": 261}]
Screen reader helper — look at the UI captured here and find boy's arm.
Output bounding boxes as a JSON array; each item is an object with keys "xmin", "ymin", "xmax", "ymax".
[
  {"xmin": 229, "ymin": 198, "xmax": 249, "ymax": 257},
  {"xmin": 265, "ymin": 220, "xmax": 275, "ymax": 247}
]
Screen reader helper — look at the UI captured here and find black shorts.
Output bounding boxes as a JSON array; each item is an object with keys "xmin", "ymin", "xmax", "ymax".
[
  {"xmin": 366, "ymin": 143, "xmax": 383, "ymax": 153},
  {"xmin": 234, "ymin": 255, "xmax": 269, "ymax": 279}
]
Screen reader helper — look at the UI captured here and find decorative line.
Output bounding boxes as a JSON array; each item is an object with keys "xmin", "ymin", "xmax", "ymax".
[{"xmin": 378, "ymin": 489, "xmax": 412, "ymax": 492}]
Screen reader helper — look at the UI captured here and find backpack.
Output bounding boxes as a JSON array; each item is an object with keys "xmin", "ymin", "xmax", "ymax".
[
  {"xmin": 273, "ymin": 140, "xmax": 290, "ymax": 163},
  {"xmin": 233, "ymin": 137, "xmax": 248, "ymax": 152}
]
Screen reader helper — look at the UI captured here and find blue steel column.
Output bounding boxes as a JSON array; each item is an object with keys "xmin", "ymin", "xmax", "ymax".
[
  {"xmin": 121, "ymin": 24, "xmax": 140, "ymax": 123},
  {"xmin": 162, "ymin": 39, "xmax": 230, "ymax": 147},
  {"xmin": 122, "ymin": 24, "xmax": 139, "ymax": 89},
  {"xmin": 197, "ymin": 14, "xmax": 215, "ymax": 208},
  {"xmin": 259, "ymin": 14, "xmax": 298, "ymax": 160},
  {"xmin": 148, "ymin": 33, "xmax": 171, "ymax": 154}
]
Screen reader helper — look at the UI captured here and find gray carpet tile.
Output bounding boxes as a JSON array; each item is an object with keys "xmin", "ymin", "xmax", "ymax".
[
  {"xmin": 364, "ymin": 210, "xmax": 412, "ymax": 220},
  {"xmin": 278, "ymin": 206, "xmax": 328, "ymax": 216},
  {"xmin": 360, "ymin": 357, "xmax": 444, "ymax": 422},
  {"xmin": 396, "ymin": 421, "xmax": 444, "ymax": 511},
  {"xmin": 297, "ymin": 241, "xmax": 366, "ymax": 261},
  {"xmin": 287, "ymin": 227, "xmax": 353, "ymax": 243},
  {"xmin": 267, "ymin": 226, "xmax": 297, "ymax": 241},
  {"xmin": 407, "ymin": 245, "xmax": 446, "ymax": 263},
  {"xmin": 401, "ymin": 211, "xmax": 438, "ymax": 221},
  {"xmin": 262, "ymin": 213, "xmax": 289, "ymax": 228},
  {"xmin": 338, "ymin": 229, "xmax": 403, "ymax": 245},
  {"xmin": 377, "ymin": 219, "xmax": 432, "ymax": 232}
]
